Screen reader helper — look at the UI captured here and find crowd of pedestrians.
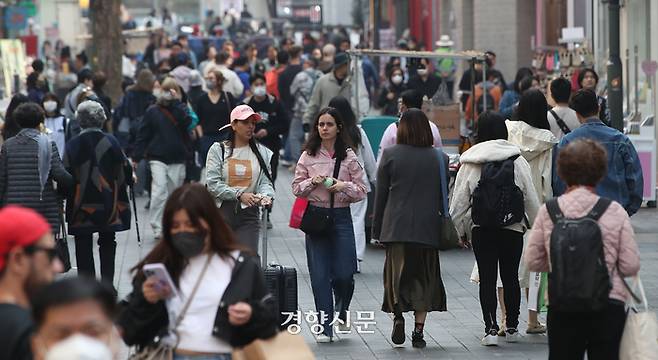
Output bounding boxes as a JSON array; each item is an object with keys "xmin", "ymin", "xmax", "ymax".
[{"xmin": 0, "ymin": 17, "xmax": 650, "ymax": 359}]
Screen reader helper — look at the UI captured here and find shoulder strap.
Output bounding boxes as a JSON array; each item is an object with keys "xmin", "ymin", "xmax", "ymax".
[
  {"xmin": 545, "ymin": 198, "xmax": 564, "ymax": 224},
  {"xmin": 224, "ymin": 91, "xmax": 232, "ymax": 117},
  {"xmin": 549, "ymin": 109, "xmax": 571, "ymax": 134},
  {"xmin": 159, "ymin": 106, "xmax": 177, "ymax": 127},
  {"xmin": 252, "ymin": 143, "xmax": 275, "ymax": 189},
  {"xmin": 174, "ymin": 254, "xmax": 212, "ymax": 329},
  {"xmin": 586, "ymin": 197, "xmax": 612, "ymax": 221},
  {"xmin": 435, "ymin": 148, "xmax": 449, "ymax": 218},
  {"xmin": 329, "ymin": 155, "xmax": 343, "ymax": 209}
]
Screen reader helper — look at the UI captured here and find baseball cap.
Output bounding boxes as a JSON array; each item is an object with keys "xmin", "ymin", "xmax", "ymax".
[
  {"xmin": 230, "ymin": 104, "xmax": 262, "ymax": 123},
  {"xmin": 333, "ymin": 52, "xmax": 350, "ymax": 67},
  {"xmin": 0, "ymin": 206, "xmax": 52, "ymax": 271}
]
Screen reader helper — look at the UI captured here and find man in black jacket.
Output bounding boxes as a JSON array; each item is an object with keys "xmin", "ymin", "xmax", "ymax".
[
  {"xmin": 133, "ymin": 82, "xmax": 192, "ymax": 238},
  {"xmin": 277, "ymin": 45, "xmax": 303, "ymax": 115},
  {"xmin": 243, "ymin": 73, "xmax": 290, "ymax": 182}
]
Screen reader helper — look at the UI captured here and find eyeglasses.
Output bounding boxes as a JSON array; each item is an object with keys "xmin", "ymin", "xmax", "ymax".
[{"xmin": 24, "ymin": 245, "xmax": 58, "ymax": 262}]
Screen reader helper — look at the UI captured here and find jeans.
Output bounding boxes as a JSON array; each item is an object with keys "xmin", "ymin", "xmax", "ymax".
[
  {"xmin": 288, "ymin": 116, "xmax": 305, "ymax": 163},
  {"xmin": 134, "ymin": 159, "xmax": 151, "ymax": 195},
  {"xmin": 173, "ymin": 354, "xmax": 231, "ymax": 360},
  {"xmin": 149, "ymin": 161, "xmax": 186, "ymax": 236},
  {"xmin": 472, "ymin": 227, "xmax": 523, "ymax": 332},
  {"xmin": 548, "ymin": 300, "xmax": 626, "ymax": 360},
  {"xmin": 74, "ymin": 231, "xmax": 116, "ymax": 284},
  {"xmin": 305, "ymin": 206, "xmax": 357, "ymax": 337}
]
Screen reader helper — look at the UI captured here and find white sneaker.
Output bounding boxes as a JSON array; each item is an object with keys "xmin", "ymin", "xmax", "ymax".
[
  {"xmin": 505, "ymin": 328, "xmax": 522, "ymax": 343},
  {"xmin": 481, "ymin": 330, "xmax": 499, "ymax": 346},
  {"xmin": 315, "ymin": 334, "xmax": 332, "ymax": 343}
]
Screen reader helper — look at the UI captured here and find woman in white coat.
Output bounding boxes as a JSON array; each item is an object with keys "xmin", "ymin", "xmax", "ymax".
[
  {"xmin": 329, "ymin": 96, "xmax": 377, "ymax": 272},
  {"xmin": 504, "ymin": 89, "xmax": 558, "ymax": 335}
]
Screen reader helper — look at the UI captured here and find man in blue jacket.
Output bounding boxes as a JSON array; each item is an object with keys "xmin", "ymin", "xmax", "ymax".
[{"xmin": 553, "ymin": 89, "xmax": 644, "ymax": 215}]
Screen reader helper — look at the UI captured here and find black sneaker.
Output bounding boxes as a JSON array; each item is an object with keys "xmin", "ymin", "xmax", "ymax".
[
  {"xmin": 411, "ymin": 330, "xmax": 426, "ymax": 348},
  {"xmin": 391, "ymin": 316, "xmax": 405, "ymax": 345}
]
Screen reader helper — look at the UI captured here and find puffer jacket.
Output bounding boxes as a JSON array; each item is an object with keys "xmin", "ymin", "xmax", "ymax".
[
  {"xmin": 0, "ymin": 129, "xmax": 73, "ymax": 231},
  {"xmin": 506, "ymin": 120, "xmax": 558, "ymax": 203},
  {"xmin": 525, "ymin": 187, "xmax": 640, "ymax": 302},
  {"xmin": 449, "ymin": 139, "xmax": 540, "ymax": 237}
]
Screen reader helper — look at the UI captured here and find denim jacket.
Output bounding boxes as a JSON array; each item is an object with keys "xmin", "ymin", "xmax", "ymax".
[{"xmin": 553, "ymin": 117, "xmax": 644, "ymax": 216}]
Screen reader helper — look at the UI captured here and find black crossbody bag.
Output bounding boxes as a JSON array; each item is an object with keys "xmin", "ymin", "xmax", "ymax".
[{"xmin": 299, "ymin": 156, "xmax": 342, "ymax": 236}]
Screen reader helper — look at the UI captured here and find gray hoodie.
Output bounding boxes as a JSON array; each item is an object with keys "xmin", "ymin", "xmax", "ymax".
[{"xmin": 449, "ymin": 139, "xmax": 540, "ymax": 237}]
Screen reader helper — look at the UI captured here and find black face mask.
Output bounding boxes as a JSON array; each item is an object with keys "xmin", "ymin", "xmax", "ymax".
[{"xmin": 171, "ymin": 231, "xmax": 206, "ymax": 258}]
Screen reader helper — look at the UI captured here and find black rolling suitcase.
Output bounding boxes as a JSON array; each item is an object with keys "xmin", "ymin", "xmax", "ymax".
[{"xmin": 260, "ymin": 208, "xmax": 298, "ymax": 329}]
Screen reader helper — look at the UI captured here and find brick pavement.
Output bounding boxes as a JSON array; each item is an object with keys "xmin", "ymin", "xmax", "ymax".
[{"xmin": 69, "ymin": 167, "xmax": 658, "ymax": 359}]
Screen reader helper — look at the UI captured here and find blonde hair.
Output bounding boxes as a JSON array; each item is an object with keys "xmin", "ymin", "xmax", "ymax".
[{"xmin": 160, "ymin": 77, "xmax": 181, "ymax": 94}]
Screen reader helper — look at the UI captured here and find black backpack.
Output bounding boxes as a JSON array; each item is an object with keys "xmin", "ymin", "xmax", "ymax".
[
  {"xmin": 471, "ymin": 155, "xmax": 525, "ymax": 227},
  {"xmin": 546, "ymin": 198, "xmax": 612, "ymax": 312}
]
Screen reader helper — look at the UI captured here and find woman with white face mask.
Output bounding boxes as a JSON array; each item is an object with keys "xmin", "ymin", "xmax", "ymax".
[
  {"xmin": 42, "ymin": 93, "xmax": 67, "ymax": 158},
  {"xmin": 377, "ymin": 67, "xmax": 407, "ymax": 116},
  {"xmin": 195, "ymin": 69, "xmax": 236, "ymax": 183}
]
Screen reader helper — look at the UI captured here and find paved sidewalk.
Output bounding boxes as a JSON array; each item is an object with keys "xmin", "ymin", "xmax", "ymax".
[{"xmin": 69, "ymin": 167, "xmax": 658, "ymax": 359}]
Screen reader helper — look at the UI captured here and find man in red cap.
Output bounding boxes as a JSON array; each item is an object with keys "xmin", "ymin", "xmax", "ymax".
[{"xmin": 0, "ymin": 206, "xmax": 62, "ymax": 360}]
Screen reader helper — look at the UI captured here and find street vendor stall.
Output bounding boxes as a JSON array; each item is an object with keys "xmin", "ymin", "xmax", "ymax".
[{"xmin": 346, "ymin": 48, "xmax": 488, "ymax": 153}]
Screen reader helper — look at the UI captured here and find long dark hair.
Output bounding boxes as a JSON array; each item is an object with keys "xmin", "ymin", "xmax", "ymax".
[
  {"xmin": 328, "ymin": 96, "xmax": 361, "ymax": 148},
  {"xmin": 2, "ymin": 93, "xmax": 30, "ymax": 140},
  {"xmin": 512, "ymin": 89, "xmax": 550, "ymax": 130},
  {"xmin": 512, "ymin": 67, "xmax": 534, "ymax": 93},
  {"xmin": 304, "ymin": 107, "xmax": 354, "ymax": 161},
  {"xmin": 131, "ymin": 184, "xmax": 242, "ymax": 285},
  {"xmin": 397, "ymin": 109, "xmax": 432, "ymax": 147}
]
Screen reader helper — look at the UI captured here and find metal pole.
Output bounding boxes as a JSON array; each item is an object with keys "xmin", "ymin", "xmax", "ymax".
[
  {"xmin": 353, "ymin": 54, "xmax": 361, "ymax": 119},
  {"xmin": 482, "ymin": 59, "xmax": 487, "ymax": 113},
  {"xmin": 607, "ymin": 0, "xmax": 623, "ymax": 131},
  {"xmin": 373, "ymin": 0, "xmax": 381, "ymax": 71},
  {"xmin": 470, "ymin": 58, "xmax": 476, "ymax": 127}
]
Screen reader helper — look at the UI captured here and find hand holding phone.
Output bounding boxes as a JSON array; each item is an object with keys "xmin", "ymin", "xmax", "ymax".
[{"xmin": 143, "ymin": 263, "xmax": 179, "ymax": 302}]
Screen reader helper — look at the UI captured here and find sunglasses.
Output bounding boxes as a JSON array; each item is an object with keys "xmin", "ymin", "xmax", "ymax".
[{"xmin": 24, "ymin": 245, "xmax": 58, "ymax": 262}]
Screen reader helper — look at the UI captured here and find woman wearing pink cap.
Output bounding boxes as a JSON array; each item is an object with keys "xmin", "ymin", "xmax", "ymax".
[{"xmin": 206, "ymin": 105, "xmax": 275, "ymax": 254}]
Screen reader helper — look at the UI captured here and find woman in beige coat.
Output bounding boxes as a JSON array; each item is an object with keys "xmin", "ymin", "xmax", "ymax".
[{"xmin": 504, "ymin": 89, "xmax": 558, "ymax": 334}]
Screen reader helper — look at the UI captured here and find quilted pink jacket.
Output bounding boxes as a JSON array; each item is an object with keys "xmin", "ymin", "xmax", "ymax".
[{"xmin": 525, "ymin": 187, "xmax": 640, "ymax": 303}]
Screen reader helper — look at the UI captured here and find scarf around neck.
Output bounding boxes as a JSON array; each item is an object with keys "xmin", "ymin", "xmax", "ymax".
[{"xmin": 19, "ymin": 128, "xmax": 52, "ymax": 198}]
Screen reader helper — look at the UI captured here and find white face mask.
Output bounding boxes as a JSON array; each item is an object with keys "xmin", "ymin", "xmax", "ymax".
[
  {"xmin": 417, "ymin": 68, "xmax": 428, "ymax": 76},
  {"xmin": 153, "ymin": 89, "xmax": 162, "ymax": 97},
  {"xmin": 43, "ymin": 101, "xmax": 57, "ymax": 113},
  {"xmin": 253, "ymin": 85, "xmax": 267, "ymax": 97},
  {"xmin": 391, "ymin": 75, "xmax": 403, "ymax": 85}
]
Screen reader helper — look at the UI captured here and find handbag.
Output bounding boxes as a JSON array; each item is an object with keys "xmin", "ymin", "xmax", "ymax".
[
  {"xmin": 289, "ymin": 197, "xmax": 309, "ymax": 229},
  {"xmin": 56, "ymin": 208, "xmax": 71, "ymax": 272},
  {"xmin": 130, "ymin": 255, "xmax": 212, "ymax": 360},
  {"xmin": 299, "ymin": 156, "xmax": 342, "ymax": 236},
  {"xmin": 619, "ymin": 276, "xmax": 658, "ymax": 360},
  {"xmin": 435, "ymin": 149, "xmax": 460, "ymax": 250},
  {"xmin": 232, "ymin": 332, "xmax": 314, "ymax": 360}
]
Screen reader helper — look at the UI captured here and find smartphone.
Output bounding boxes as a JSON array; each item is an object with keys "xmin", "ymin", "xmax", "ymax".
[{"xmin": 143, "ymin": 263, "xmax": 180, "ymax": 299}]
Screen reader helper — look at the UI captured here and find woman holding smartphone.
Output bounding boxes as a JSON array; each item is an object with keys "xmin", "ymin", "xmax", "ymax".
[
  {"xmin": 117, "ymin": 184, "xmax": 277, "ymax": 359},
  {"xmin": 292, "ymin": 107, "xmax": 367, "ymax": 343}
]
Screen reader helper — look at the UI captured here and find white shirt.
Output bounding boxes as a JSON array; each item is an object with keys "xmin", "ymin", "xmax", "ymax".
[
  {"xmin": 171, "ymin": 251, "xmax": 238, "ymax": 354},
  {"xmin": 44, "ymin": 116, "xmax": 66, "ymax": 158},
  {"xmin": 547, "ymin": 105, "xmax": 581, "ymax": 140}
]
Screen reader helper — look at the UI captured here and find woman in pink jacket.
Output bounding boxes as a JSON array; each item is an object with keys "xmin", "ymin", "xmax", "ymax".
[
  {"xmin": 292, "ymin": 107, "xmax": 367, "ymax": 343},
  {"xmin": 525, "ymin": 139, "xmax": 640, "ymax": 359}
]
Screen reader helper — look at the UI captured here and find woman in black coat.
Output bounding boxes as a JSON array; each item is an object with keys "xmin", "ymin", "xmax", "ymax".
[
  {"xmin": 117, "ymin": 184, "xmax": 277, "ymax": 355},
  {"xmin": 377, "ymin": 66, "xmax": 407, "ymax": 116},
  {"xmin": 0, "ymin": 103, "xmax": 72, "ymax": 235},
  {"xmin": 64, "ymin": 101, "xmax": 133, "ymax": 286}
]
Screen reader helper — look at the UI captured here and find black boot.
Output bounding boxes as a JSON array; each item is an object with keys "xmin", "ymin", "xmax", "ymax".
[
  {"xmin": 391, "ymin": 314, "xmax": 405, "ymax": 345},
  {"xmin": 412, "ymin": 323, "xmax": 426, "ymax": 348}
]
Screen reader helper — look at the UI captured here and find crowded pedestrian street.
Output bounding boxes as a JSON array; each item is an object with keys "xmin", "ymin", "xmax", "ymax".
[{"xmin": 2, "ymin": 1, "xmax": 658, "ymax": 359}]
